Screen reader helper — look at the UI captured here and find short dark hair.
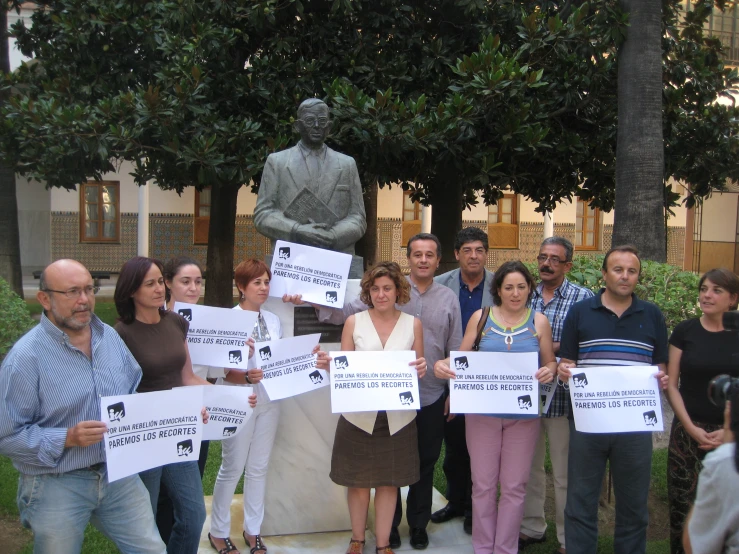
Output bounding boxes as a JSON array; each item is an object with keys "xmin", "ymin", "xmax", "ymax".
[
  {"xmin": 115, "ymin": 257, "xmax": 165, "ymax": 324},
  {"xmin": 699, "ymin": 268, "xmax": 739, "ymax": 310},
  {"xmin": 602, "ymin": 245, "xmax": 641, "ymax": 272},
  {"xmin": 163, "ymin": 256, "xmax": 203, "ymax": 303},
  {"xmin": 406, "ymin": 233, "xmax": 442, "ymax": 258},
  {"xmin": 234, "ymin": 259, "xmax": 271, "ymax": 298},
  {"xmin": 490, "ymin": 260, "xmax": 537, "ymax": 306},
  {"xmin": 540, "ymin": 236, "xmax": 573, "ymax": 262},
  {"xmin": 454, "ymin": 227, "xmax": 489, "ymax": 252},
  {"xmin": 359, "ymin": 261, "xmax": 411, "ymax": 307}
]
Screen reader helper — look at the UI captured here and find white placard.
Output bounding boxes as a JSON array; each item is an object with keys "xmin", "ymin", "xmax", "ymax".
[
  {"xmin": 539, "ymin": 381, "xmax": 556, "ymax": 413},
  {"xmin": 201, "ymin": 385, "xmax": 254, "ymax": 441},
  {"xmin": 253, "ymin": 333, "xmax": 327, "ymax": 401},
  {"xmin": 449, "ymin": 351, "xmax": 539, "ymax": 415},
  {"xmin": 268, "ymin": 240, "xmax": 351, "ymax": 307},
  {"xmin": 101, "ymin": 388, "xmax": 204, "ymax": 482},
  {"xmin": 569, "ymin": 365, "xmax": 664, "ymax": 433},
  {"xmin": 330, "ymin": 350, "xmax": 419, "ymax": 413},
  {"xmin": 174, "ymin": 302, "xmax": 258, "ymax": 369}
]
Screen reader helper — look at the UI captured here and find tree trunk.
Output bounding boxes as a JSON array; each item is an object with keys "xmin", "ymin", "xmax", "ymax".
[
  {"xmin": 430, "ymin": 178, "xmax": 463, "ymax": 274},
  {"xmin": 0, "ymin": 7, "xmax": 23, "ymax": 297},
  {"xmin": 612, "ymin": 0, "xmax": 666, "ymax": 262},
  {"xmin": 204, "ymin": 183, "xmax": 240, "ymax": 307},
  {"xmin": 356, "ymin": 180, "xmax": 378, "ymax": 270}
]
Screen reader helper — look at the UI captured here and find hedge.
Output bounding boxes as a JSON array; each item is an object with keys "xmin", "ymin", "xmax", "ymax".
[{"xmin": 0, "ymin": 278, "xmax": 35, "ymax": 361}]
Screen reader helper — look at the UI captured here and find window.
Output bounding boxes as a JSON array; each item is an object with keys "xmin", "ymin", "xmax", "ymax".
[
  {"xmin": 194, "ymin": 188, "xmax": 211, "ymax": 244},
  {"xmin": 79, "ymin": 181, "xmax": 119, "ymax": 242},
  {"xmin": 402, "ymin": 191, "xmax": 422, "ymax": 246},
  {"xmin": 576, "ymin": 199, "xmax": 600, "ymax": 250},
  {"xmin": 683, "ymin": 1, "xmax": 739, "ymax": 64},
  {"xmin": 487, "ymin": 194, "xmax": 518, "ymax": 249}
]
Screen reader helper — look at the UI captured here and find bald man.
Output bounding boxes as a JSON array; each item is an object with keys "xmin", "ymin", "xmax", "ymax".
[{"xmin": 0, "ymin": 259, "xmax": 165, "ymax": 554}]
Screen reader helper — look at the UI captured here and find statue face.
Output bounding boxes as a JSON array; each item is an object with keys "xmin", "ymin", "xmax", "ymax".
[{"xmin": 296, "ymin": 103, "xmax": 331, "ymax": 149}]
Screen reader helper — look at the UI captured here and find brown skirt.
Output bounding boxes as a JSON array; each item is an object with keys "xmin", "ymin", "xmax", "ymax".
[{"xmin": 330, "ymin": 411, "xmax": 420, "ymax": 488}]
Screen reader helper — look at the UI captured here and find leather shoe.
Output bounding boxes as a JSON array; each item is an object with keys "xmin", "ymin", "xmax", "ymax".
[
  {"xmin": 518, "ymin": 534, "xmax": 547, "ymax": 550},
  {"xmin": 409, "ymin": 527, "xmax": 429, "ymax": 550},
  {"xmin": 389, "ymin": 526, "xmax": 401, "ymax": 549},
  {"xmin": 463, "ymin": 515, "xmax": 472, "ymax": 535},
  {"xmin": 430, "ymin": 504, "xmax": 463, "ymax": 524}
]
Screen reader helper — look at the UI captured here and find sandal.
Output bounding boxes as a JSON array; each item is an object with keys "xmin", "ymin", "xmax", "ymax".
[
  {"xmin": 208, "ymin": 533, "xmax": 240, "ymax": 554},
  {"xmin": 346, "ymin": 538, "xmax": 365, "ymax": 554},
  {"xmin": 243, "ymin": 531, "xmax": 267, "ymax": 554},
  {"xmin": 376, "ymin": 547, "xmax": 394, "ymax": 554}
]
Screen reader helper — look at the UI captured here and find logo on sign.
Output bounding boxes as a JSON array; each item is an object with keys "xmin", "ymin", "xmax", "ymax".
[
  {"xmin": 229, "ymin": 350, "xmax": 242, "ymax": 364},
  {"xmin": 107, "ymin": 402, "xmax": 125, "ymax": 422},
  {"xmin": 278, "ymin": 247, "xmax": 291, "ymax": 260},
  {"xmin": 518, "ymin": 395, "xmax": 533, "ymax": 409},
  {"xmin": 334, "ymin": 356, "xmax": 349, "ymax": 370},
  {"xmin": 643, "ymin": 410, "xmax": 658, "ymax": 427},
  {"xmin": 178, "ymin": 308, "xmax": 193, "ymax": 322},
  {"xmin": 222, "ymin": 427, "xmax": 237, "ymax": 437},
  {"xmin": 177, "ymin": 440, "xmax": 193, "ymax": 457},
  {"xmin": 572, "ymin": 373, "xmax": 589, "ymax": 388},
  {"xmin": 540, "ymin": 395, "xmax": 547, "ymax": 408},
  {"xmin": 258, "ymin": 346, "xmax": 272, "ymax": 361},
  {"xmin": 399, "ymin": 391, "xmax": 414, "ymax": 405},
  {"xmin": 309, "ymin": 370, "xmax": 324, "ymax": 384},
  {"xmin": 453, "ymin": 356, "xmax": 469, "ymax": 371},
  {"xmin": 325, "ymin": 291, "xmax": 338, "ymax": 304}
]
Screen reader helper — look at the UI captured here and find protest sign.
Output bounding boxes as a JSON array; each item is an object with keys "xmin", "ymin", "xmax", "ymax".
[
  {"xmin": 568, "ymin": 365, "xmax": 663, "ymax": 433},
  {"xmin": 101, "ymin": 388, "xmax": 204, "ymax": 482},
  {"xmin": 330, "ymin": 350, "xmax": 419, "ymax": 413},
  {"xmin": 268, "ymin": 240, "xmax": 351, "ymax": 307},
  {"xmin": 448, "ymin": 351, "xmax": 539, "ymax": 415},
  {"xmin": 173, "ymin": 302, "xmax": 258, "ymax": 369},
  {"xmin": 200, "ymin": 385, "xmax": 254, "ymax": 441},
  {"xmin": 539, "ymin": 381, "xmax": 556, "ymax": 413},
  {"xmin": 252, "ymin": 333, "xmax": 326, "ymax": 401}
]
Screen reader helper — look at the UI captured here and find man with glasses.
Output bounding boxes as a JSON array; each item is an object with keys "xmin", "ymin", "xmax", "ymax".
[
  {"xmin": 518, "ymin": 237, "xmax": 593, "ymax": 554},
  {"xmin": 0, "ymin": 259, "xmax": 165, "ymax": 554},
  {"xmin": 254, "ymin": 98, "xmax": 366, "ymax": 275}
]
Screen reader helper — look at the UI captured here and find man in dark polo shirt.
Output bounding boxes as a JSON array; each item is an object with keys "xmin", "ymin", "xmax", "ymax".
[
  {"xmin": 433, "ymin": 227, "xmax": 494, "ymax": 534},
  {"xmin": 557, "ymin": 245, "xmax": 669, "ymax": 554}
]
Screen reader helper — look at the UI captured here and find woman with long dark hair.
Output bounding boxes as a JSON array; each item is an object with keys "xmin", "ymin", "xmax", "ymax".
[
  {"xmin": 114, "ymin": 256, "xmax": 209, "ymax": 554},
  {"xmin": 666, "ymin": 267, "xmax": 739, "ymax": 554}
]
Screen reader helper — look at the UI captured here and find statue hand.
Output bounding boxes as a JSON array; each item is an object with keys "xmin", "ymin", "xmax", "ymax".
[{"xmin": 296, "ymin": 224, "xmax": 335, "ymax": 248}]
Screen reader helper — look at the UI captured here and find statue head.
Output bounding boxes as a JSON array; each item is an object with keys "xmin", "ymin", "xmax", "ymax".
[{"xmin": 295, "ymin": 98, "xmax": 332, "ymax": 149}]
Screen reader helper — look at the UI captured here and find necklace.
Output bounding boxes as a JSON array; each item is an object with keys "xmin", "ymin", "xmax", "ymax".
[{"xmin": 495, "ymin": 307, "xmax": 528, "ymax": 329}]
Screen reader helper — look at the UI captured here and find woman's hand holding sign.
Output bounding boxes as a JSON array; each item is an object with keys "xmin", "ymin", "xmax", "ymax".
[
  {"xmin": 433, "ymin": 358, "xmax": 456, "ymax": 380},
  {"xmin": 412, "ymin": 356, "xmax": 427, "ymax": 380},
  {"xmin": 315, "ymin": 350, "xmax": 331, "ymax": 371},
  {"xmin": 534, "ymin": 365, "xmax": 556, "ymax": 384}
]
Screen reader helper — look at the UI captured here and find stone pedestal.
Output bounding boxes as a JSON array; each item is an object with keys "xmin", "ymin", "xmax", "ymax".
[{"xmin": 258, "ymin": 281, "xmax": 360, "ymax": 535}]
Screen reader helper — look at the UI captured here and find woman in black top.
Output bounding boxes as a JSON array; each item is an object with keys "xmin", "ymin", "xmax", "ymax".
[{"xmin": 666, "ymin": 267, "xmax": 739, "ymax": 554}]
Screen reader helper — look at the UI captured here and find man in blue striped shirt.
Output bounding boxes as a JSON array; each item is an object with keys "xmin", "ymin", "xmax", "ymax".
[
  {"xmin": 0, "ymin": 259, "xmax": 165, "ymax": 554},
  {"xmin": 557, "ymin": 246, "xmax": 669, "ymax": 554}
]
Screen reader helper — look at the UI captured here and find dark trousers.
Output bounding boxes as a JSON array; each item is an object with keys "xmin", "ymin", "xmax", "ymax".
[
  {"xmin": 442, "ymin": 413, "xmax": 472, "ymax": 516},
  {"xmin": 564, "ymin": 420, "xmax": 652, "ymax": 554},
  {"xmin": 156, "ymin": 440, "xmax": 210, "ymax": 543},
  {"xmin": 393, "ymin": 393, "xmax": 446, "ymax": 529}
]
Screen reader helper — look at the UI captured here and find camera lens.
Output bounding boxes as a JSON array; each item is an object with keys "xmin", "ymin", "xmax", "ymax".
[{"xmin": 708, "ymin": 374, "xmax": 735, "ymax": 408}]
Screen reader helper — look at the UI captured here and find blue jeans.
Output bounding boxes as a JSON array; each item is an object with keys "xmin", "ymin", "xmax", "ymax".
[
  {"xmin": 17, "ymin": 465, "xmax": 165, "ymax": 554},
  {"xmin": 564, "ymin": 419, "xmax": 652, "ymax": 554},
  {"xmin": 139, "ymin": 461, "xmax": 205, "ymax": 554}
]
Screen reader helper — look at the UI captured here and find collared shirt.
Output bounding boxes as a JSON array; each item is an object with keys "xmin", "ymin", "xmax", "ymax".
[
  {"xmin": 559, "ymin": 290, "xmax": 669, "ymax": 368},
  {"xmin": 458, "ymin": 271, "xmax": 485, "ymax": 333},
  {"xmin": 0, "ymin": 314, "xmax": 142, "ymax": 475},
  {"xmin": 532, "ymin": 278, "xmax": 594, "ymax": 418},
  {"xmin": 298, "ymin": 141, "xmax": 327, "ymax": 186},
  {"xmin": 318, "ymin": 277, "xmax": 463, "ymax": 407}
]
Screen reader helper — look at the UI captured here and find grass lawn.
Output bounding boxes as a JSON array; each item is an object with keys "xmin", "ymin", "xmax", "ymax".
[{"xmin": 1, "ymin": 301, "xmax": 671, "ymax": 552}]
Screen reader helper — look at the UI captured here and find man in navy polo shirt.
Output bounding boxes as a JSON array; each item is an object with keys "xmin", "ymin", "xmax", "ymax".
[
  {"xmin": 433, "ymin": 227, "xmax": 494, "ymax": 534},
  {"xmin": 557, "ymin": 245, "xmax": 669, "ymax": 554}
]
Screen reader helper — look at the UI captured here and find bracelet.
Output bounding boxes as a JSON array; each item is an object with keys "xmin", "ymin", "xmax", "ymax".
[{"xmin": 245, "ymin": 373, "xmax": 252, "ymax": 384}]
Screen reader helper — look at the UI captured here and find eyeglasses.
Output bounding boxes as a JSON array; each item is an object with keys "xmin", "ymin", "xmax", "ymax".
[
  {"xmin": 298, "ymin": 116, "xmax": 330, "ymax": 128},
  {"xmin": 42, "ymin": 285, "xmax": 100, "ymax": 299},
  {"xmin": 536, "ymin": 255, "xmax": 569, "ymax": 266}
]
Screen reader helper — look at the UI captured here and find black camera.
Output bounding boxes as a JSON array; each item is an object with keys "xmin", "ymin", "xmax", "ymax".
[
  {"xmin": 724, "ymin": 311, "xmax": 739, "ymax": 332},
  {"xmin": 708, "ymin": 374, "xmax": 739, "ymax": 409}
]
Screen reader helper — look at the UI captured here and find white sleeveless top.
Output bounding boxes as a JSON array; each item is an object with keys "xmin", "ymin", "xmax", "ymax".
[{"xmin": 341, "ymin": 310, "xmax": 417, "ymax": 435}]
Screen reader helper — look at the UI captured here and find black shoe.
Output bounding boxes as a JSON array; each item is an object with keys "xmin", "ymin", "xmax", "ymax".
[
  {"xmin": 389, "ymin": 526, "xmax": 401, "ymax": 549},
  {"xmin": 430, "ymin": 504, "xmax": 464, "ymax": 524},
  {"xmin": 518, "ymin": 534, "xmax": 547, "ymax": 550},
  {"xmin": 463, "ymin": 515, "xmax": 472, "ymax": 535},
  {"xmin": 409, "ymin": 527, "xmax": 429, "ymax": 550}
]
